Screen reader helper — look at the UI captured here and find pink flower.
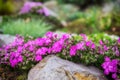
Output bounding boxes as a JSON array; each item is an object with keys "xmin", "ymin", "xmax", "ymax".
[
  {"xmin": 35, "ymin": 38, "xmax": 45, "ymax": 46},
  {"xmin": 35, "ymin": 55, "xmax": 42, "ymax": 61},
  {"xmin": 10, "ymin": 59, "xmax": 17, "ymax": 67},
  {"xmin": 62, "ymin": 34, "xmax": 70, "ymax": 40},
  {"xmin": 36, "ymin": 47, "xmax": 48, "ymax": 55},
  {"xmin": 51, "ymin": 40, "xmax": 64, "ymax": 53},
  {"xmin": 102, "ymin": 57, "xmax": 118, "ymax": 75},
  {"xmin": 80, "ymin": 34, "xmax": 88, "ymax": 41},
  {"xmin": 117, "ymin": 37, "xmax": 120, "ymax": 43},
  {"xmin": 91, "ymin": 43, "xmax": 96, "ymax": 49},
  {"xmin": 103, "ymin": 45, "xmax": 108, "ymax": 51},
  {"xmin": 86, "ymin": 41, "xmax": 92, "ymax": 47},
  {"xmin": 12, "ymin": 36, "xmax": 24, "ymax": 47},
  {"xmin": 99, "ymin": 40, "xmax": 104, "ymax": 45},
  {"xmin": 17, "ymin": 46, "xmax": 23, "ymax": 53},
  {"xmin": 37, "ymin": 7, "xmax": 50, "ymax": 16},
  {"xmin": 45, "ymin": 31, "xmax": 53, "ymax": 38},
  {"xmin": 20, "ymin": 1, "xmax": 42, "ymax": 14},
  {"xmin": 42, "ymin": 7, "xmax": 50, "ymax": 16},
  {"xmin": 76, "ymin": 42, "xmax": 84, "ymax": 50},
  {"xmin": 28, "ymin": 45, "xmax": 34, "ymax": 52},
  {"xmin": 9, "ymin": 52, "xmax": 23, "ymax": 67},
  {"xmin": 105, "ymin": 56, "xmax": 110, "ymax": 61},
  {"xmin": 70, "ymin": 45, "xmax": 77, "ymax": 56},
  {"xmin": 44, "ymin": 38, "xmax": 52, "ymax": 45},
  {"xmin": 112, "ymin": 73, "xmax": 117, "ymax": 79}
]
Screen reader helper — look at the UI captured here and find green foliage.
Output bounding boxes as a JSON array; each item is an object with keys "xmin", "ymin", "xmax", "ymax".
[
  {"xmin": 66, "ymin": 6, "xmax": 112, "ymax": 34},
  {"xmin": 1, "ymin": 18, "xmax": 53, "ymax": 38},
  {"xmin": 0, "ymin": 0, "xmax": 24, "ymax": 15},
  {"xmin": 112, "ymin": 2, "xmax": 120, "ymax": 26},
  {"xmin": 88, "ymin": 33, "xmax": 118, "ymax": 43}
]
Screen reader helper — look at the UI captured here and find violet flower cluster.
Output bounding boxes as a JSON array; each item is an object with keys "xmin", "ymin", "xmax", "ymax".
[
  {"xmin": 0, "ymin": 32, "xmax": 120, "ymax": 79},
  {"xmin": 20, "ymin": 1, "xmax": 50, "ymax": 16},
  {"xmin": 102, "ymin": 56, "xmax": 119, "ymax": 80}
]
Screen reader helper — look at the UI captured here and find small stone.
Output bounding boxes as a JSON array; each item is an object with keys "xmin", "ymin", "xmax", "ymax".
[{"xmin": 0, "ymin": 34, "xmax": 15, "ymax": 47}]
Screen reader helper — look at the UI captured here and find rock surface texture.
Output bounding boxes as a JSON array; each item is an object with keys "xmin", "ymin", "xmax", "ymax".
[
  {"xmin": 0, "ymin": 34, "xmax": 15, "ymax": 47},
  {"xmin": 28, "ymin": 55, "xmax": 107, "ymax": 80}
]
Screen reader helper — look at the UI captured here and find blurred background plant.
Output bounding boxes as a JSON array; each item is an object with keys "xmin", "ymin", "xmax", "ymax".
[
  {"xmin": 0, "ymin": 0, "xmax": 26, "ymax": 15},
  {"xmin": 1, "ymin": 16, "xmax": 53, "ymax": 38},
  {"xmin": 61, "ymin": 6, "xmax": 112, "ymax": 34},
  {"xmin": 107, "ymin": 1, "xmax": 120, "ymax": 36}
]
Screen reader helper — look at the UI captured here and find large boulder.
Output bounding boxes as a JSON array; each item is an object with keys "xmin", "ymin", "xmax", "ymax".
[{"xmin": 28, "ymin": 55, "xmax": 107, "ymax": 80}]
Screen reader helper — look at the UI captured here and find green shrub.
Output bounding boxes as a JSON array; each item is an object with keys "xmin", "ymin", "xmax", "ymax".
[
  {"xmin": 66, "ymin": 6, "xmax": 112, "ymax": 34},
  {"xmin": 1, "ymin": 18, "xmax": 53, "ymax": 38}
]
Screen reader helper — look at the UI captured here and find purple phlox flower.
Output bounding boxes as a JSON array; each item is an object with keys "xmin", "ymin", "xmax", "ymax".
[
  {"xmin": 70, "ymin": 45, "xmax": 77, "ymax": 56},
  {"xmin": 117, "ymin": 37, "xmax": 120, "ymax": 43},
  {"xmin": 35, "ymin": 55, "xmax": 42, "ymax": 61},
  {"xmin": 28, "ymin": 45, "xmax": 35, "ymax": 52},
  {"xmin": 112, "ymin": 46, "xmax": 120, "ymax": 56},
  {"xmin": 36, "ymin": 47, "xmax": 48, "ymax": 55},
  {"xmin": 37, "ymin": 7, "xmax": 50, "ymax": 16},
  {"xmin": 115, "ymin": 48, "xmax": 120, "ymax": 57},
  {"xmin": 98, "ymin": 46, "xmax": 103, "ymax": 54},
  {"xmin": 99, "ymin": 50, "xmax": 104, "ymax": 54},
  {"xmin": 10, "ymin": 58, "xmax": 17, "ymax": 67},
  {"xmin": 115, "ymin": 46, "xmax": 120, "ymax": 56},
  {"xmin": 91, "ymin": 43, "xmax": 96, "ymax": 49},
  {"xmin": 103, "ymin": 45, "xmax": 109, "ymax": 51},
  {"xmin": 86, "ymin": 40, "xmax": 96, "ymax": 49},
  {"xmin": 47, "ymin": 47, "xmax": 52, "ymax": 54},
  {"xmin": 86, "ymin": 40, "xmax": 92, "ymax": 47},
  {"xmin": 10, "ymin": 52, "xmax": 23, "ymax": 67},
  {"xmin": 112, "ymin": 73, "xmax": 117, "ymax": 79},
  {"xmin": 99, "ymin": 40, "xmax": 104, "ymax": 45},
  {"xmin": 102, "ymin": 57, "xmax": 118, "ymax": 75},
  {"xmin": 105, "ymin": 56, "xmax": 110, "ymax": 61},
  {"xmin": 45, "ymin": 31, "xmax": 54, "ymax": 39},
  {"xmin": 20, "ymin": 1, "xmax": 42, "ymax": 14},
  {"xmin": 76, "ymin": 41, "xmax": 85, "ymax": 50},
  {"xmin": 10, "ymin": 52, "xmax": 21, "ymax": 58},
  {"xmin": 17, "ymin": 46, "xmax": 23, "ymax": 53},
  {"xmin": 42, "ymin": 7, "xmax": 50, "ymax": 16},
  {"xmin": 0, "ymin": 48, "xmax": 2, "ymax": 51},
  {"xmin": 27, "ymin": 40, "xmax": 35, "ymax": 45},
  {"xmin": 51, "ymin": 39, "xmax": 64, "ymax": 53},
  {"xmin": 17, "ymin": 55, "xmax": 23, "ymax": 62},
  {"xmin": 35, "ymin": 38, "xmax": 45, "ymax": 46},
  {"xmin": 80, "ymin": 34, "xmax": 88, "ymax": 41},
  {"xmin": 45, "ymin": 31, "xmax": 58, "ymax": 39},
  {"xmin": 35, "ymin": 38, "xmax": 51, "ymax": 46},
  {"xmin": 44, "ymin": 38, "xmax": 52, "ymax": 46},
  {"xmin": 24, "ymin": 40, "xmax": 35, "ymax": 51},
  {"xmin": 61, "ymin": 34, "xmax": 70, "ymax": 40},
  {"xmin": 4, "ymin": 45, "xmax": 10, "ymax": 50},
  {"xmin": 12, "ymin": 35, "xmax": 24, "ymax": 46}
]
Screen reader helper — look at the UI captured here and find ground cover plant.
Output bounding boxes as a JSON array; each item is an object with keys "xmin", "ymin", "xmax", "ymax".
[
  {"xmin": 0, "ymin": 32, "xmax": 120, "ymax": 80},
  {"xmin": 1, "ymin": 18, "xmax": 53, "ymax": 38}
]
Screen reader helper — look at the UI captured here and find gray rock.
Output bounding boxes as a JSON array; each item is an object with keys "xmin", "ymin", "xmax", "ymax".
[
  {"xmin": 102, "ymin": 2, "xmax": 114, "ymax": 15},
  {"xmin": 0, "ymin": 34, "xmax": 15, "ymax": 47},
  {"xmin": 28, "ymin": 55, "xmax": 107, "ymax": 80}
]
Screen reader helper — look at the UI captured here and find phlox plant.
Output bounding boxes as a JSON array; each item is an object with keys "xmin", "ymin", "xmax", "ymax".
[
  {"xmin": 0, "ymin": 32, "xmax": 120, "ymax": 79},
  {"xmin": 19, "ymin": 1, "xmax": 50, "ymax": 16}
]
